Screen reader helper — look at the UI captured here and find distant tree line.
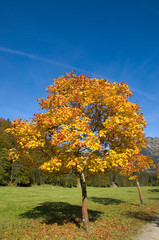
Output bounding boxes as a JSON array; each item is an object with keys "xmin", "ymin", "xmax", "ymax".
[{"xmin": 0, "ymin": 117, "xmax": 158, "ymax": 187}]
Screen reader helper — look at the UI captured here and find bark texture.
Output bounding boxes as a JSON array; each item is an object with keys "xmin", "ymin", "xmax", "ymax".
[
  {"xmin": 136, "ymin": 179, "xmax": 145, "ymax": 205},
  {"xmin": 79, "ymin": 172, "xmax": 91, "ymax": 233}
]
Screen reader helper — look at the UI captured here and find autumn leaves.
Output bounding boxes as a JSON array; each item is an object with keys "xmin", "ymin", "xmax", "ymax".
[{"xmin": 6, "ymin": 72, "xmax": 153, "ymax": 178}]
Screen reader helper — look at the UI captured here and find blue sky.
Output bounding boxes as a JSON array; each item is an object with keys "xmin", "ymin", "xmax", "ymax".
[{"xmin": 0, "ymin": 0, "xmax": 159, "ymax": 137}]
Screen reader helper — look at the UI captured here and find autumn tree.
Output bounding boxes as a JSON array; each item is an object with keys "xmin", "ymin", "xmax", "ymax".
[
  {"xmin": 7, "ymin": 72, "xmax": 152, "ymax": 233},
  {"xmin": 119, "ymin": 153, "xmax": 155, "ymax": 205}
]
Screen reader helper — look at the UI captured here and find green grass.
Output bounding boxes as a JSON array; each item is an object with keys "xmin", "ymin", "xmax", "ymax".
[{"xmin": 0, "ymin": 185, "xmax": 159, "ymax": 239}]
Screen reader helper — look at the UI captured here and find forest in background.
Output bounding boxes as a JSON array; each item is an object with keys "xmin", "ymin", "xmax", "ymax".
[{"xmin": 0, "ymin": 117, "xmax": 158, "ymax": 187}]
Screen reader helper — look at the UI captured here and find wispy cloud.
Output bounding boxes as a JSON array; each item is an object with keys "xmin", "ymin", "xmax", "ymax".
[
  {"xmin": 130, "ymin": 55, "xmax": 154, "ymax": 76},
  {"xmin": 0, "ymin": 46, "xmax": 74, "ymax": 69},
  {"xmin": 0, "ymin": 46, "xmax": 158, "ymax": 102},
  {"xmin": 130, "ymin": 86, "xmax": 159, "ymax": 102},
  {"xmin": 119, "ymin": 55, "xmax": 159, "ymax": 103},
  {"xmin": 0, "ymin": 46, "xmax": 97, "ymax": 76},
  {"xmin": 145, "ymin": 113, "xmax": 159, "ymax": 122}
]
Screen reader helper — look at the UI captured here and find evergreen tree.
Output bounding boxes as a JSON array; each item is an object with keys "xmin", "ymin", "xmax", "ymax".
[{"xmin": 0, "ymin": 118, "xmax": 13, "ymax": 185}]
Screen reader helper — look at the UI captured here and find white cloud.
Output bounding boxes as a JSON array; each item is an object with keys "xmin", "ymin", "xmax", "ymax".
[
  {"xmin": 0, "ymin": 46, "xmax": 73, "ymax": 69},
  {"xmin": 130, "ymin": 86, "xmax": 159, "ymax": 102},
  {"xmin": 0, "ymin": 46, "xmax": 96, "ymax": 76}
]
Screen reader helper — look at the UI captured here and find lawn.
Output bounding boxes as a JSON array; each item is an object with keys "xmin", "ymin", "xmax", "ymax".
[{"xmin": 0, "ymin": 185, "xmax": 159, "ymax": 239}]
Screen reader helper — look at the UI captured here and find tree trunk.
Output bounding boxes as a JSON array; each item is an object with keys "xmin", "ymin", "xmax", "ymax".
[
  {"xmin": 136, "ymin": 178, "xmax": 144, "ymax": 205},
  {"xmin": 79, "ymin": 172, "xmax": 91, "ymax": 233},
  {"xmin": 10, "ymin": 160, "xmax": 14, "ymax": 184}
]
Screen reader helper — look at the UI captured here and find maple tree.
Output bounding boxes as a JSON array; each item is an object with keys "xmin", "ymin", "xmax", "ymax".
[
  {"xmin": 6, "ymin": 72, "xmax": 153, "ymax": 233},
  {"xmin": 119, "ymin": 153, "xmax": 155, "ymax": 205}
]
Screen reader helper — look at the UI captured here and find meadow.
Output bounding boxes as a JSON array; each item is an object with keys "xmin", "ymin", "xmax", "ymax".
[{"xmin": 0, "ymin": 185, "xmax": 159, "ymax": 239}]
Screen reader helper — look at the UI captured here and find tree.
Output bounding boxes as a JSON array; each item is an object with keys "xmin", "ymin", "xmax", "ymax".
[
  {"xmin": 157, "ymin": 164, "xmax": 159, "ymax": 178},
  {"xmin": 0, "ymin": 118, "xmax": 14, "ymax": 185},
  {"xmin": 119, "ymin": 154, "xmax": 155, "ymax": 205},
  {"xmin": 7, "ymin": 72, "xmax": 151, "ymax": 233}
]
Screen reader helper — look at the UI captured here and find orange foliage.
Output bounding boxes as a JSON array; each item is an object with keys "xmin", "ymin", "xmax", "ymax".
[
  {"xmin": 119, "ymin": 154, "xmax": 155, "ymax": 180},
  {"xmin": 6, "ymin": 72, "xmax": 153, "ymax": 176}
]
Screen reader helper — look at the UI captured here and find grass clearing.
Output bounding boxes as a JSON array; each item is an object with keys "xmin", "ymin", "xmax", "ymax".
[{"xmin": 0, "ymin": 185, "xmax": 159, "ymax": 239}]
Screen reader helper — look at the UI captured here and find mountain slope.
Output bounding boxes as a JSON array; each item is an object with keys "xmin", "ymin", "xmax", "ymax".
[{"xmin": 142, "ymin": 137, "xmax": 159, "ymax": 166}]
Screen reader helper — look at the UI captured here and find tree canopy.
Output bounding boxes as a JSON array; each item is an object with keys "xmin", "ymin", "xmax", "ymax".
[
  {"xmin": 0, "ymin": 118, "xmax": 13, "ymax": 185},
  {"xmin": 7, "ymin": 72, "xmax": 152, "ymax": 175},
  {"xmin": 6, "ymin": 72, "xmax": 155, "ymax": 232}
]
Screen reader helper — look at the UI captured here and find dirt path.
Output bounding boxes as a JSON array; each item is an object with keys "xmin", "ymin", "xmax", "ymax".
[{"xmin": 133, "ymin": 214, "xmax": 159, "ymax": 240}]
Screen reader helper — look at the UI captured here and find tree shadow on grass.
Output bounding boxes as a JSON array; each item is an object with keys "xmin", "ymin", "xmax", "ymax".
[
  {"xmin": 89, "ymin": 197, "xmax": 125, "ymax": 205},
  {"xmin": 148, "ymin": 189, "xmax": 159, "ymax": 192},
  {"xmin": 124, "ymin": 211, "xmax": 157, "ymax": 223},
  {"xmin": 148, "ymin": 198, "xmax": 159, "ymax": 201},
  {"xmin": 20, "ymin": 202, "xmax": 102, "ymax": 228}
]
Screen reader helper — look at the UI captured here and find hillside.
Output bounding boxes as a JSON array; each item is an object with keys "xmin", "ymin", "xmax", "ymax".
[{"xmin": 142, "ymin": 137, "xmax": 159, "ymax": 166}]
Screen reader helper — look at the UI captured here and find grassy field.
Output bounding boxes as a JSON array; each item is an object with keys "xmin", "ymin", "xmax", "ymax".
[{"xmin": 0, "ymin": 185, "xmax": 159, "ymax": 239}]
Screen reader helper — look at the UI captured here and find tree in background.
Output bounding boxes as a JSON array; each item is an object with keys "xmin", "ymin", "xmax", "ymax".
[
  {"xmin": 157, "ymin": 164, "xmax": 159, "ymax": 177},
  {"xmin": 0, "ymin": 118, "xmax": 14, "ymax": 185},
  {"xmin": 119, "ymin": 154, "xmax": 155, "ymax": 204},
  {"xmin": 0, "ymin": 118, "xmax": 43, "ymax": 186},
  {"xmin": 7, "ymin": 72, "xmax": 152, "ymax": 233},
  {"xmin": 157, "ymin": 139, "xmax": 159, "ymax": 179}
]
